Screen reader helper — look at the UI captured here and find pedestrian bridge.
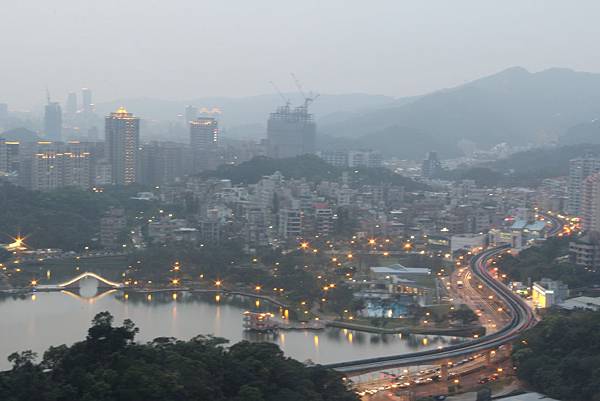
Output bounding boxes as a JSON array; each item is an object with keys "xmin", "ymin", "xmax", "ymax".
[{"xmin": 36, "ymin": 272, "xmax": 123, "ymax": 290}]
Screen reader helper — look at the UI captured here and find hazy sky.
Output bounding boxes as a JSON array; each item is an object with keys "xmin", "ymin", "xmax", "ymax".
[{"xmin": 2, "ymin": 0, "xmax": 600, "ymax": 109}]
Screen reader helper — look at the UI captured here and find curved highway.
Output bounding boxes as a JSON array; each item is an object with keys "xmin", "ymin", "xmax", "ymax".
[
  {"xmin": 326, "ymin": 246, "xmax": 535, "ymax": 373},
  {"xmin": 326, "ymin": 214, "xmax": 563, "ymax": 374},
  {"xmin": 542, "ymin": 213, "xmax": 563, "ymax": 237}
]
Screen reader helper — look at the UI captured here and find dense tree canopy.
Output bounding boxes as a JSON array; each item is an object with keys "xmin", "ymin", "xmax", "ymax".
[
  {"xmin": 204, "ymin": 154, "xmax": 427, "ymax": 190},
  {"xmin": 498, "ymin": 236, "xmax": 600, "ymax": 289},
  {"xmin": 0, "ymin": 183, "xmax": 154, "ymax": 251},
  {"xmin": 0, "ymin": 312, "xmax": 358, "ymax": 401},
  {"xmin": 440, "ymin": 144, "xmax": 600, "ymax": 188},
  {"xmin": 513, "ymin": 310, "xmax": 600, "ymax": 401}
]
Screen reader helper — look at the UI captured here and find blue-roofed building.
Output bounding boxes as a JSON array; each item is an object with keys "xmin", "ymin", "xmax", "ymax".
[{"xmin": 510, "ymin": 219, "xmax": 547, "ymax": 244}]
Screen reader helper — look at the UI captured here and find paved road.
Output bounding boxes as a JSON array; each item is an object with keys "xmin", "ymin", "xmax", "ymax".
[
  {"xmin": 325, "ymin": 245, "xmax": 536, "ymax": 374},
  {"xmin": 327, "ymin": 213, "xmax": 566, "ymax": 375}
]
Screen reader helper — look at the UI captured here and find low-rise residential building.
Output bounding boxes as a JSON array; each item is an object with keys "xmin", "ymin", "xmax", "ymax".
[
  {"xmin": 532, "ymin": 278, "xmax": 569, "ymax": 308},
  {"xmin": 559, "ymin": 296, "xmax": 600, "ymax": 311},
  {"xmin": 450, "ymin": 233, "xmax": 487, "ymax": 254},
  {"xmin": 278, "ymin": 206, "xmax": 302, "ymax": 240},
  {"xmin": 100, "ymin": 208, "xmax": 127, "ymax": 249},
  {"xmin": 148, "ymin": 217, "xmax": 196, "ymax": 244},
  {"xmin": 570, "ymin": 232, "xmax": 600, "ymax": 268}
]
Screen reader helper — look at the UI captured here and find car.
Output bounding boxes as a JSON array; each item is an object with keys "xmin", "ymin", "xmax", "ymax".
[{"xmin": 478, "ymin": 377, "xmax": 490, "ymax": 384}]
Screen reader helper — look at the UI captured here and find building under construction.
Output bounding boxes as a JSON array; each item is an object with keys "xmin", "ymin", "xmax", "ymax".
[{"xmin": 266, "ymin": 102, "xmax": 316, "ymax": 159}]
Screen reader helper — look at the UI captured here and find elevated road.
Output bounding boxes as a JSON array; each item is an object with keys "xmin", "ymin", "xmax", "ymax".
[
  {"xmin": 326, "ymin": 214, "xmax": 563, "ymax": 375},
  {"xmin": 326, "ymin": 245, "xmax": 534, "ymax": 374},
  {"xmin": 541, "ymin": 212, "xmax": 563, "ymax": 237}
]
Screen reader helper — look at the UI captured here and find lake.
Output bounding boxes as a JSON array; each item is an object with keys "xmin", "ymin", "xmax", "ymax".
[{"xmin": 0, "ymin": 278, "xmax": 463, "ymax": 370}]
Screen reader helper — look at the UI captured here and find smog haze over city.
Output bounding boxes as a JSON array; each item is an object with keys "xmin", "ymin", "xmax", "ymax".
[
  {"xmin": 3, "ymin": 1, "xmax": 600, "ymax": 108},
  {"xmin": 1, "ymin": 2, "xmax": 600, "ymax": 401}
]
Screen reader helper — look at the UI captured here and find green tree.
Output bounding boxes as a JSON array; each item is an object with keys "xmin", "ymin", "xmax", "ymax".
[{"xmin": 0, "ymin": 312, "xmax": 359, "ymax": 401}]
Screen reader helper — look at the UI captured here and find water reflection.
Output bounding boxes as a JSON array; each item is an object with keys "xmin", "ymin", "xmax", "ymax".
[{"xmin": 0, "ymin": 282, "xmax": 465, "ymax": 370}]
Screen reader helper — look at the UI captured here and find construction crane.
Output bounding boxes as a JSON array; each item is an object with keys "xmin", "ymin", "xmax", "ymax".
[
  {"xmin": 290, "ymin": 73, "xmax": 319, "ymax": 111},
  {"xmin": 269, "ymin": 81, "xmax": 291, "ymax": 109}
]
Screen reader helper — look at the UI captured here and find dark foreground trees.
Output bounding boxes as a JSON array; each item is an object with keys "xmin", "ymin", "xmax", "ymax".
[
  {"xmin": 0, "ymin": 312, "xmax": 358, "ymax": 401},
  {"xmin": 512, "ymin": 310, "xmax": 600, "ymax": 401}
]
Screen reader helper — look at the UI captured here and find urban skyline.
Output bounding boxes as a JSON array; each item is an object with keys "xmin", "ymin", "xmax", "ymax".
[{"xmin": 1, "ymin": 3, "xmax": 599, "ymax": 401}]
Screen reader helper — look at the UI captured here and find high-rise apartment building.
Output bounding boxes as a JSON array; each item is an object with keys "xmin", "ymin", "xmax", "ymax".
[
  {"xmin": 266, "ymin": 104, "xmax": 316, "ymax": 159},
  {"xmin": 567, "ymin": 155, "xmax": 600, "ymax": 216},
  {"xmin": 582, "ymin": 172, "xmax": 600, "ymax": 233},
  {"xmin": 0, "ymin": 138, "xmax": 7, "ymax": 173},
  {"xmin": 185, "ymin": 105, "xmax": 197, "ymax": 124},
  {"xmin": 44, "ymin": 102, "xmax": 62, "ymax": 141},
  {"xmin": 31, "ymin": 141, "xmax": 62, "ymax": 191},
  {"xmin": 82, "ymin": 88, "xmax": 93, "ymax": 113},
  {"xmin": 0, "ymin": 140, "xmax": 20, "ymax": 174},
  {"xmin": 62, "ymin": 141, "xmax": 92, "ymax": 188},
  {"xmin": 30, "ymin": 141, "xmax": 91, "ymax": 191},
  {"xmin": 190, "ymin": 117, "xmax": 218, "ymax": 172},
  {"xmin": 139, "ymin": 141, "xmax": 191, "ymax": 186},
  {"xmin": 421, "ymin": 151, "xmax": 442, "ymax": 178},
  {"xmin": 105, "ymin": 107, "xmax": 140, "ymax": 185},
  {"xmin": 66, "ymin": 92, "xmax": 77, "ymax": 116}
]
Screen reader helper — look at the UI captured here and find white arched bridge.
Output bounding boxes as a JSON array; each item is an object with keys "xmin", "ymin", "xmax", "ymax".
[{"xmin": 35, "ymin": 272, "xmax": 123, "ymax": 290}]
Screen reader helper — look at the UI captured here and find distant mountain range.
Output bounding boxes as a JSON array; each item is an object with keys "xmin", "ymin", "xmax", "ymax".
[
  {"xmin": 95, "ymin": 67, "xmax": 600, "ymax": 159},
  {"xmin": 0, "ymin": 127, "xmax": 39, "ymax": 142},
  {"xmin": 560, "ymin": 119, "xmax": 600, "ymax": 145},
  {"xmin": 320, "ymin": 67, "xmax": 600, "ymax": 157}
]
